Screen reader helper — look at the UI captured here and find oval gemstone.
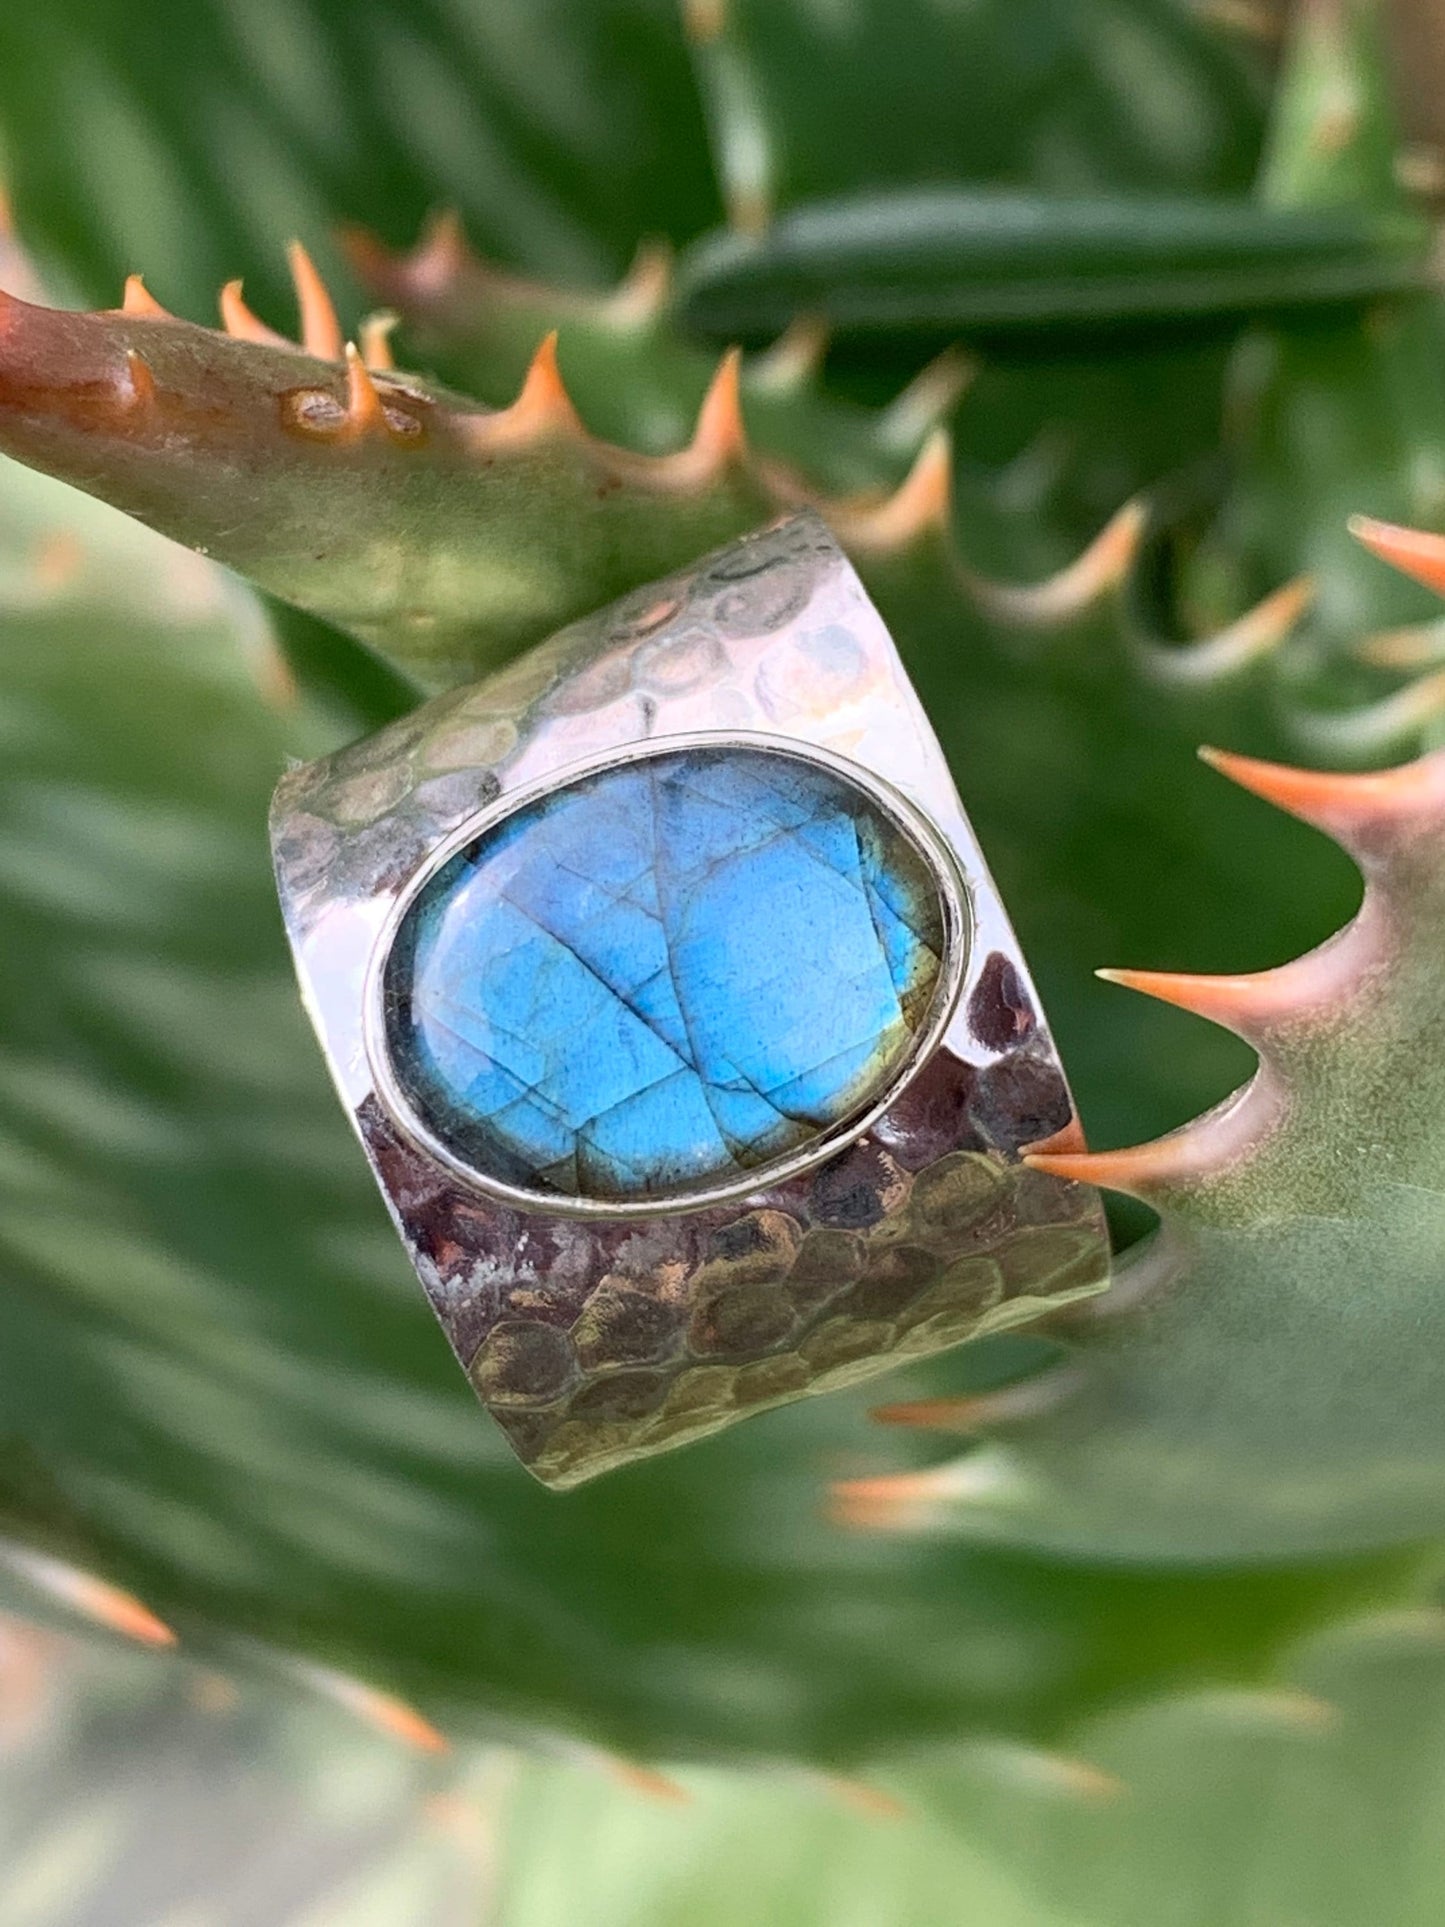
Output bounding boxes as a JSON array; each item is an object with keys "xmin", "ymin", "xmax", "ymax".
[{"xmin": 381, "ymin": 746, "xmax": 949, "ymax": 1203}]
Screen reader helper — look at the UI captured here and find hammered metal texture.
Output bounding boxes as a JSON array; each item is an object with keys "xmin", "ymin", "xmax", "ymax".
[{"xmin": 271, "ymin": 513, "xmax": 1110, "ymax": 1486}]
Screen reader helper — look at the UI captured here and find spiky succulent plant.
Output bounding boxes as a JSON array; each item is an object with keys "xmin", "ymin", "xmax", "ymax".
[{"xmin": 4, "ymin": 0, "xmax": 1445, "ymax": 1919}]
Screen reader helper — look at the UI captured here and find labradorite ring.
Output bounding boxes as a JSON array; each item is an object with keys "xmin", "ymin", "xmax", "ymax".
[{"xmin": 271, "ymin": 513, "xmax": 1109, "ymax": 1486}]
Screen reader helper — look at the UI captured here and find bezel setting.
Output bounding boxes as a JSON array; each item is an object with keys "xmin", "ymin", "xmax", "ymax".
[{"xmin": 363, "ymin": 731, "xmax": 972, "ymax": 1220}]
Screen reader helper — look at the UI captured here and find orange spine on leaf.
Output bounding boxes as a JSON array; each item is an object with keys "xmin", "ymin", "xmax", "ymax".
[{"xmin": 287, "ymin": 239, "xmax": 344, "ymax": 362}]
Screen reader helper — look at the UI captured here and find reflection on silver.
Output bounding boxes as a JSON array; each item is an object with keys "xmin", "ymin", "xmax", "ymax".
[{"xmin": 271, "ymin": 512, "xmax": 1109, "ymax": 1487}]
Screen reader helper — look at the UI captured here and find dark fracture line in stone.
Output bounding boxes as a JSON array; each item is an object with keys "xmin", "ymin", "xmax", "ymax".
[
  {"xmin": 644, "ymin": 759, "xmax": 803, "ymax": 1151},
  {"xmin": 491, "ymin": 887, "xmax": 699, "ymax": 1077}
]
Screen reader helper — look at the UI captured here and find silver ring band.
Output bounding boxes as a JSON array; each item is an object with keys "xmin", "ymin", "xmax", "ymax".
[{"xmin": 271, "ymin": 512, "xmax": 1109, "ymax": 1487}]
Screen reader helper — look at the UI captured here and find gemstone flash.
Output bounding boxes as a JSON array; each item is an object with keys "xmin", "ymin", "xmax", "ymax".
[{"xmin": 382, "ymin": 746, "xmax": 947, "ymax": 1203}]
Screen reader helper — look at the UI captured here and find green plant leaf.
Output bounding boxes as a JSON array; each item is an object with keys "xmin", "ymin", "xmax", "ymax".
[
  {"xmin": 16, "ymin": 1594, "xmax": 1445, "ymax": 1926},
  {"xmin": 1258, "ymin": 0, "xmax": 1405, "ymax": 213},
  {"xmin": 0, "ymin": 0, "xmax": 720, "ymax": 319},
  {"xmin": 866, "ymin": 738, "xmax": 1445, "ymax": 1560},
  {"xmin": 675, "ymin": 190, "xmax": 1429, "ymax": 346},
  {"xmin": 683, "ymin": 0, "xmax": 1271, "ymax": 231},
  {"xmin": 1186, "ymin": 295, "xmax": 1445, "ymax": 719},
  {"xmin": 897, "ymin": 1607, "xmax": 1445, "ymax": 1927},
  {"xmin": 344, "ymin": 216, "xmax": 946, "ymax": 489},
  {"xmin": 0, "ymin": 1617, "xmax": 467, "ymax": 1923}
]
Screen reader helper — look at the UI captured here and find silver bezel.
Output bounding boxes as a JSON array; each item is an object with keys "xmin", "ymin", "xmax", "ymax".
[{"xmin": 361, "ymin": 730, "xmax": 973, "ymax": 1220}]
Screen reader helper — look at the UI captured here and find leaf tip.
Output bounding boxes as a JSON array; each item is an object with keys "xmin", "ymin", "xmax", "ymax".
[
  {"xmin": 219, "ymin": 278, "xmax": 289, "ymax": 347},
  {"xmin": 821, "ymin": 1775, "xmax": 909, "ymax": 1821},
  {"xmin": 501, "ymin": 328, "xmax": 583, "ymax": 440},
  {"xmin": 1023, "ymin": 1142, "xmax": 1166, "ymax": 1201},
  {"xmin": 601, "ymin": 1756, "xmax": 693, "ymax": 1804},
  {"xmin": 343, "ymin": 339, "xmax": 388, "ymax": 434},
  {"xmin": 682, "ymin": 0, "xmax": 729, "ymax": 44},
  {"xmin": 750, "ymin": 314, "xmax": 830, "ymax": 393},
  {"xmin": 604, "ymin": 239, "xmax": 674, "ymax": 328},
  {"xmin": 286, "ymin": 238, "xmax": 344, "ymax": 362},
  {"xmin": 827, "ymin": 1450, "xmax": 1023, "ymax": 1533},
  {"xmin": 871, "ymin": 1367, "xmax": 1082, "ymax": 1435},
  {"xmin": 301, "ymin": 1662, "xmax": 451, "ymax": 1753},
  {"xmin": 121, "ymin": 273, "xmax": 170, "ymax": 319},
  {"xmin": 1349, "ymin": 514, "xmax": 1445, "ymax": 599},
  {"xmin": 972, "ymin": 496, "xmax": 1146, "ymax": 624},
  {"xmin": 3, "ymin": 1546, "xmax": 177, "ymax": 1649},
  {"xmin": 834, "ymin": 428, "xmax": 953, "ymax": 550},
  {"xmin": 358, "ymin": 309, "xmax": 399, "ymax": 371},
  {"xmin": 122, "ymin": 347, "xmax": 157, "ymax": 413},
  {"xmin": 1095, "ymin": 964, "xmax": 1276, "ymax": 1038},
  {"xmin": 689, "ymin": 345, "xmax": 748, "ymax": 469},
  {"xmin": 877, "ymin": 345, "xmax": 975, "ymax": 451},
  {"xmin": 406, "ymin": 206, "xmax": 472, "ymax": 294},
  {"xmin": 1199, "ymin": 741, "xmax": 1445, "ymax": 840}
]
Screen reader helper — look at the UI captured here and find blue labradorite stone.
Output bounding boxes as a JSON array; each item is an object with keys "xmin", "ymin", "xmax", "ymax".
[{"xmin": 382, "ymin": 746, "xmax": 947, "ymax": 1202}]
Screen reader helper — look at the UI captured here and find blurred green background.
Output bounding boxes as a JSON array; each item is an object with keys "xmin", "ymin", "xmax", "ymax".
[{"xmin": 4, "ymin": 0, "xmax": 1445, "ymax": 1921}]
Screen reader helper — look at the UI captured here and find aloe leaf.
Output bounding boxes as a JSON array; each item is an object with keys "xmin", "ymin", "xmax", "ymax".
[
  {"xmin": 2, "ymin": 0, "xmax": 1445, "ymax": 1797},
  {"xmin": 1187, "ymin": 292, "xmax": 1445, "ymax": 716},
  {"xmin": 676, "ymin": 190, "xmax": 1430, "ymax": 345},
  {"xmin": 869, "ymin": 1607, "xmax": 1445, "ymax": 1927},
  {"xmin": 0, "ymin": 1620, "xmax": 467, "ymax": 1922},
  {"xmin": 0, "ymin": 284, "xmax": 783, "ymax": 688},
  {"xmin": 0, "ymin": 1622, "xmax": 1066, "ymax": 1927},
  {"xmin": 18, "ymin": 1597, "xmax": 1445, "ymax": 1926},
  {"xmin": 848, "ymin": 731, "xmax": 1445, "ymax": 1560},
  {"xmin": 343, "ymin": 216, "xmax": 943, "ymax": 492},
  {"xmin": 492, "ymin": 1755, "xmax": 1066, "ymax": 1927},
  {"xmin": 0, "ymin": 0, "xmax": 719, "ymax": 318},
  {"xmin": 1258, "ymin": 0, "xmax": 1405, "ymax": 212},
  {"xmin": 1180, "ymin": 0, "xmax": 1445, "ymax": 702},
  {"xmin": 682, "ymin": 0, "xmax": 1271, "ymax": 231}
]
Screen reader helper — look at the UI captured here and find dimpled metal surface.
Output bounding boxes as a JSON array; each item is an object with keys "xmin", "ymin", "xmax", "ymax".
[
  {"xmin": 271, "ymin": 512, "xmax": 1110, "ymax": 1486},
  {"xmin": 383, "ymin": 746, "xmax": 946, "ymax": 1203}
]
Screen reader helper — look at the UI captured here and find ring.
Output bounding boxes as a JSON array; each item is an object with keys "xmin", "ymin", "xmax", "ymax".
[{"xmin": 270, "ymin": 512, "xmax": 1110, "ymax": 1487}]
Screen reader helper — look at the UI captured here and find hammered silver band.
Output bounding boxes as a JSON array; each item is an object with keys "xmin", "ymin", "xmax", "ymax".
[{"xmin": 271, "ymin": 513, "xmax": 1109, "ymax": 1487}]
